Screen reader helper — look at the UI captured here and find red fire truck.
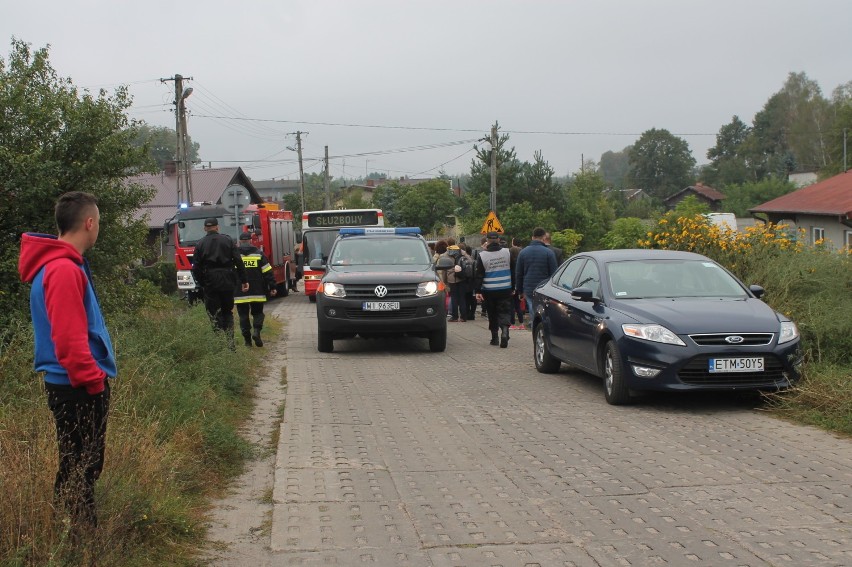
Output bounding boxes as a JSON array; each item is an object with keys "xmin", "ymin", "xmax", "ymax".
[{"xmin": 165, "ymin": 201, "xmax": 297, "ymax": 302}]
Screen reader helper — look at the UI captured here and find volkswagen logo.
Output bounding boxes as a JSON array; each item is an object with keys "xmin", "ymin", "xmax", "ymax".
[
  {"xmin": 725, "ymin": 335, "xmax": 745, "ymax": 344},
  {"xmin": 374, "ymin": 285, "xmax": 388, "ymax": 298}
]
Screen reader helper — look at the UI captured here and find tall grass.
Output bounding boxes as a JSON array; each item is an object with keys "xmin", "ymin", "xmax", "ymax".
[{"xmin": 0, "ymin": 297, "xmax": 265, "ymax": 566}]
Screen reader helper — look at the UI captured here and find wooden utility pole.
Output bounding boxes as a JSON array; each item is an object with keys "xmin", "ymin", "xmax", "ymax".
[
  {"xmin": 323, "ymin": 145, "xmax": 331, "ymax": 209},
  {"xmin": 490, "ymin": 123, "xmax": 498, "ymax": 214},
  {"xmin": 294, "ymin": 131, "xmax": 306, "ymax": 212},
  {"xmin": 161, "ymin": 74, "xmax": 193, "ymax": 205}
]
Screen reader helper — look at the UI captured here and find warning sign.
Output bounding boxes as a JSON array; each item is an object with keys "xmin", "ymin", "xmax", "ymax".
[{"xmin": 480, "ymin": 211, "xmax": 504, "ymax": 234}]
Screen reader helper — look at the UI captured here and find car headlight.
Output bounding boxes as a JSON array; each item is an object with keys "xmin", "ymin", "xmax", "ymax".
[
  {"xmin": 416, "ymin": 280, "xmax": 439, "ymax": 297},
  {"xmin": 322, "ymin": 282, "xmax": 346, "ymax": 298},
  {"xmin": 778, "ymin": 321, "xmax": 799, "ymax": 344},
  {"xmin": 622, "ymin": 324, "xmax": 686, "ymax": 346}
]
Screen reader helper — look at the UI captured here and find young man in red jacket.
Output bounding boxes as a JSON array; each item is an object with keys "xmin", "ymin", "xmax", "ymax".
[{"xmin": 18, "ymin": 191, "xmax": 116, "ymax": 533}]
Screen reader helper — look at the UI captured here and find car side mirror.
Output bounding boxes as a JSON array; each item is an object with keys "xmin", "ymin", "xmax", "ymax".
[
  {"xmin": 749, "ymin": 284, "xmax": 765, "ymax": 299},
  {"xmin": 435, "ymin": 256, "xmax": 455, "ymax": 271},
  {"xmin": 570, "ymin": 287, "xmax": 598, "ymax": 303},
  {"xmin": 309, "ymin": 258, "xmax": 326, "ymax": 270}
]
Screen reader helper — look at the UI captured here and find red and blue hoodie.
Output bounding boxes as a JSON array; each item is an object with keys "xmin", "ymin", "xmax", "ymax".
[{"xmin": 18, "ymin": 233, "xmax": 116, "ymax": 395}]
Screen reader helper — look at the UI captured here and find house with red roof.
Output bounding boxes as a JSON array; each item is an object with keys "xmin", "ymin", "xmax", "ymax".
[
  {"xmin": 663, "ymin": 183, "xmax": 726, "ymax": 211},
  {"xmin": 750, "ymin": 171, "xmax": 852, "ymax": 249},
  {"xmin": 127, "ymin": 165, "xmax": 263, "ymax": 259},
  {"xmin": 129, "ymin": 165, "xmax": 263, "ymax": 232}
]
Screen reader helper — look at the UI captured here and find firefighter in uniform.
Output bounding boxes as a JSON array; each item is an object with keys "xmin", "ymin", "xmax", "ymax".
[
  {"xmin": 474, "ymin": 231, "xmax": 514, "ymax": 348},
  {"xmin": 235, "ymin": 231, "xmax": 277, "ymax": 347},
  {"xmin": 192, "ymin": 218, "xmax": 249, "ymax": 350}
]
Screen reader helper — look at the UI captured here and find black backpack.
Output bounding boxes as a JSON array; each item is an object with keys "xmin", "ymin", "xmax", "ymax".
[{"xmin": 456, "ymin": 254, "xmax": 474, "ymax": 280}]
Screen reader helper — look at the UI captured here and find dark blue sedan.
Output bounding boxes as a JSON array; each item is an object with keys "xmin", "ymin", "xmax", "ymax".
[{"xmin": 531, "ymin": 249, "xmax": 802, "ymax": 405}]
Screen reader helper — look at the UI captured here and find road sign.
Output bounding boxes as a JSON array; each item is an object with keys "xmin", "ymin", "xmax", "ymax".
[{"xmin": 481, "ymin": 211, "xmax": 504, "ymax": 234}]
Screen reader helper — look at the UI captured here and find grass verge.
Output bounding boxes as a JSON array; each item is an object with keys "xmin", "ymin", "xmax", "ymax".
[{"xmin": 0, "ymin": 296, "xmax": 272, "ymax": 566}]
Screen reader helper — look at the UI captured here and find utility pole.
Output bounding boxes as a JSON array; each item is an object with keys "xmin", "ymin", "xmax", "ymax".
[
  {"xmin": 161, "ymin": 74, "xmax": 193, "ymax": 205},
  {"xmin": 323, "ymin": 145, "xmax": 331, "ymax": 209},
  {"xmin": 490, "ymin": 123, "xmax": 498, "ymax": 214},
  {"xmin": 844, "ymin": 128, "xmax": 848, "ymax": 172},
  {"xmin": 295, "ymin": 131, "xmax": 306, "ymax": 212}
]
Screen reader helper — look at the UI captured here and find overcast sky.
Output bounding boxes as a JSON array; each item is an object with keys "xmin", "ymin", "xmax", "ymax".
[{"xmin": 4, "ymin": 1, "xmax": 848, "ymax": 184}]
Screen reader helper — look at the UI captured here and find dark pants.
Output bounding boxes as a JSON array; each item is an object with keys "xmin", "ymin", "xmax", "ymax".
[
  {"xmin": 204, "ymin": 289, "xmax": 236, "ymax": 333},
  {"xmin": 510, "ymin": 293, "xmax": 525, "ymax": 324},
  {"xmin": 45, "ymin": 380, "xmax": 110, "ymax": 528},
  {"xmin": 448, "ymin": 284, "xmax": 468, "ymax": 320},
  {"xmin": 464, "ymin": 289, "xmax": 477, "ymax": 319},
  {"xmin": 483, "ymin": 293, "xmax": 512, "ymax": 335},
  {"xmin": 237, "ymin": 302, "xmax": 265, "ymax": 337}
]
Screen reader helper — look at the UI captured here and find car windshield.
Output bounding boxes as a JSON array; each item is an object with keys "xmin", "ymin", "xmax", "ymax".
[
  {"xmin": 329, "ymin": 237, "xmax": 431, "ymax": 266},
  {"xmin": 607, "ymin": 259, "xmax": 747, "ymax": 299}
]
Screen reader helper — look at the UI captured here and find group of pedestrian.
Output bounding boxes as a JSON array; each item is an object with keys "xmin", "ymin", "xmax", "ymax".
[
  {"xmin": 434, "ymin": 227, "xmax": 561, "ymax": 349},
  {"xmin": 191, "ymin": 218, "xmax": 278, "ymax": 350}
]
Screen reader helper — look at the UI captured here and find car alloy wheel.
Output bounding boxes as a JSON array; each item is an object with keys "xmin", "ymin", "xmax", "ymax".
[
  {"xmin": 534, "ymin": 324, "xmax": 561, "ymax": 373},
  {"xmin": 603, "ymin": 341, "xmax": 630, "ymax": 405}
]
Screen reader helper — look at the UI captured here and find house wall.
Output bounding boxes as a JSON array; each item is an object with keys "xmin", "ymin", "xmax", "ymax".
[{"xmin": 787, "ymin": 213, "xmax": 850, "ymax": 248}]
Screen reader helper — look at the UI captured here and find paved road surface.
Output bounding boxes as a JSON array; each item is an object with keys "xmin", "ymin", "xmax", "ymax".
[{"xmin": 214, "ymin": 296, "xmax": 852, "ymax": 566}]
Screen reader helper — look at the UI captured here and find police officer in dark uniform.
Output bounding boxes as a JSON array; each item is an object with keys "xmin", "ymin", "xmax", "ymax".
[
  {"xmin": 235, "ymin": 231, "xmax": 277, "ymax": 347},
  {"xmin": 192, "ymin": 218, "xmax": 249, "ymax": 350}
]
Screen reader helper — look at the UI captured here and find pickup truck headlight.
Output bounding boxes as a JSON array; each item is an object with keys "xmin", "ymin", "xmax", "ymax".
[
  {"xmin": 322, "ymin": 282, "xmax": 346, "ymax": 298},
  {"xmin": 416, "ymin": 281, "xmax": 439, "ymax": 297}
]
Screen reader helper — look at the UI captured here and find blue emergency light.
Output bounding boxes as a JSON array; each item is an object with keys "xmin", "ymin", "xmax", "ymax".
[{"xmin": 339, "ymin": 227, "xmax": 421, "ymax": 236}]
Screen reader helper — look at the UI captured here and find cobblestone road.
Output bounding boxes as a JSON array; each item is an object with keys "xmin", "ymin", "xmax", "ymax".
[{"xmin": 262, "ymin": 297, "xmax": 850, "ymax": 566}]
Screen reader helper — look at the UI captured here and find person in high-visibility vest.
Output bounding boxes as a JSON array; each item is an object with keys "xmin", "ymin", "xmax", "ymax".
[{"xmin": 234, "ymin": 232, "xmax": 277, "ymax": 347}]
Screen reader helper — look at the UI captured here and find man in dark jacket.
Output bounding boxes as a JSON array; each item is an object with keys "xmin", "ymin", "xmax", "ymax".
[
  {"xmin": 235, "ymin": 231, "xmax": 277, "ymax": 347},
  {"xmin": 543, "ymin": 231, "xmax": 564, "ymax": 265},
  {"xmin": 192, "ymin": 218, "xmax": 249, "ymax": 350},
  {"xmin": 515, "ymin": 227, "xmax": 557, "ymax": 316}
]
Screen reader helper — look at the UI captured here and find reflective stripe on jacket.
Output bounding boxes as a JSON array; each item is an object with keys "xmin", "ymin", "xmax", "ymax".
[
  {"xmin": 234, "ymin": 246, "xmax": 276, "ymax": 303},
  {"xmin": 479, "ymin": 248, "xmax": 512, "ymax": 292}
]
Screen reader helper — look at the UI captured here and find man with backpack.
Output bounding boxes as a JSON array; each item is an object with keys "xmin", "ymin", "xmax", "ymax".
[{"xmin": 441, "ymin": 244, "xmax": 472, "ymax": 322}]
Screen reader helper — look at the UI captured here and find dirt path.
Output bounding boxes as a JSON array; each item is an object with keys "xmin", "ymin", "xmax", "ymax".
[{"xmin": 201, "ymin": 301, "xmax": 289, "ymax": 566}]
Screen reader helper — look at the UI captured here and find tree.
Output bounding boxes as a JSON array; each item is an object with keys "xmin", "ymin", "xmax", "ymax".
[
  {"xmin": 742, "ymin": 72, "xmax": 834, "ymax": 179},
  {"xmin": 702, "ymin": 116, "xmax": 751, "ymax": 187},
  {"xmin": 628, "ymin": 128, "xmax": 696, "ymax": 199},
  {"xmin": 722, "ymin": 178, "xmax": 796, "ymax": 217},
  {"xmin": 601, "ymin": 218, "xmax": 648, "ymax": 249},
  {"xmin": 599, "ymin": 147, "xmax": 632, "ymax": 189},
  {"xmin": 562, "ymin": 171, "xmax": 615, "ymax": 250},
  {"xmin": 0, "ymin": 39, "xmax": 153, "ymax": 325},
  {"xmin": 465, "ymin": 125, "xmax": 524, "ymax": 215},
  {"xmin": 130, "ymin": 124, "xmax": 199, "ymax": 171},
  {"xmin": 824, "ymin": 81, "xmax": 852, "ymax": 176},
  {"xmin": 498, "ymin": 201, "xmax": 558, "ymax": 244},
  {"xmin": 393, "ymin": 179, "xmax": 457, "ymax": 233},
  {"xmin": 672, "ymin": 195, "xmax": 710, "ymax": 216},
  {"xmin": 520, "ymin": 150, "xmax": 564, "ymax": 212}
]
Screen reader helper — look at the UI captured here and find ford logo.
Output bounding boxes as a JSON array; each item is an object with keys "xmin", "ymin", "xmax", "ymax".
[
  {"xmin": 374, "ymin": 285, "xmax": 388, "ymax": 298},
  {"xmin": 725, "ymin": 336, "xmax": 745, "ymax": 344}
]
